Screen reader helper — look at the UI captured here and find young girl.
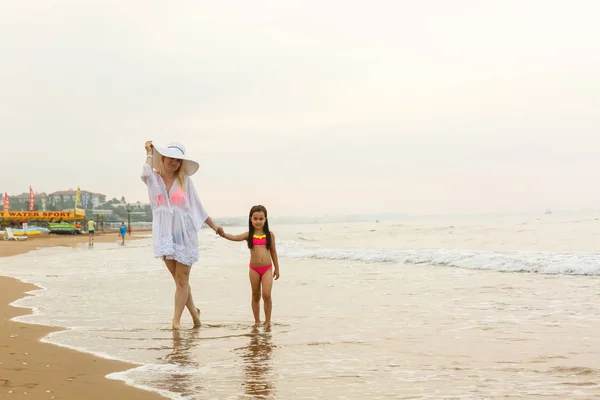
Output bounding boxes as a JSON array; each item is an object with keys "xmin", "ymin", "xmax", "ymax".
[
  {"xmin": 222, "ymin": 205, "xmax": 280, "ymax": 326},
  {"xmin": 141, "ymin": 140, "xmax": 224, "ymax": 330}
]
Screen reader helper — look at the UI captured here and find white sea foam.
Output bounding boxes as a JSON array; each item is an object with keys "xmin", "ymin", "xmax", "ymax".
[
  {"xmin": 106, "ymin": 369, "xmax": 186, "ymax": 400},
  {"xmin": 278, "ymin": 244, "xmax": 600, "ymax": 275}
]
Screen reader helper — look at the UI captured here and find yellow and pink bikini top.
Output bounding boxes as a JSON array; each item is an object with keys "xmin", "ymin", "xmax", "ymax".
[{"xmin": 252, "ymin": 234, "xmax": 267, "ymax": 246}]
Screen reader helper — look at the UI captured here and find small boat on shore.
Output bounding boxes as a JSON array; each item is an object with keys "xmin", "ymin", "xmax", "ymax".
[
  {"xmin": 0, "ymin": 226, "xmax": 50, "ymax": 236},
  {"xmin": 48, "ymin": 223, "xmax": 77, "ymax": 235}
]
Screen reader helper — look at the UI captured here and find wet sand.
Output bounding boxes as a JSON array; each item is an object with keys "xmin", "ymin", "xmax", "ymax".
[
  {"xmin": 1, "ymin": 231, "xmax": 165, "ymax": 399},
  {"xmin": 0, "ymin": 230, "xmax": 151, "ymax": 258}
]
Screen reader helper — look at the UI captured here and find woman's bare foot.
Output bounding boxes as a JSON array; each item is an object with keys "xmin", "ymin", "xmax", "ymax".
[
  {"xmin": 253, "ymin": 321, "xmax": 262, "ymax": 327},
  {"xmin": 172, "ymin": 319, "xmax": 181, "ymax": 330},
  {"xmin": 193, "ymin": 308, "xmax": 201, "ymax": 327}
]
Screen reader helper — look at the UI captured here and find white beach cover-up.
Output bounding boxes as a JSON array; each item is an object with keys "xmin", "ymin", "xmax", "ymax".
[{"xmin": 141, "ymin": 164, "xmax": 208, "ymax": 266}]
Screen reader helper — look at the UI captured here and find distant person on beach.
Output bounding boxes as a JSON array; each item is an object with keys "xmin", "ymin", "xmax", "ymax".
[
  {"xmin": 141, "ymin": 140, "xmax": 224, "ymax": 330},
  {"xmin": 87, "ymin": 218, "xmax": 96, "ymax": 245},
  {"xmin": 119, "ymin": 222, "xmax": 127, "ymax": 245},
  {"xmin": 221, "ymin": 205, "xmax": 280, "ymax": 326}
]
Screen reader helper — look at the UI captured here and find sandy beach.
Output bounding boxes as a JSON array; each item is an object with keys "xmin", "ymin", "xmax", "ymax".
[{"xmin": 1, "ymin": 231, "xmax": 165, "ymax": 400}]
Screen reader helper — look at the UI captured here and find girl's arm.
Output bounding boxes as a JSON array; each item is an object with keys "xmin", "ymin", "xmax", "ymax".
[
  {"xmin": 270, "ymin": 232, "xmax": 280, "ymax": 280},
  {"xmin": 222, "ymin": 231, "xmax": 249, "ymax": 242}
]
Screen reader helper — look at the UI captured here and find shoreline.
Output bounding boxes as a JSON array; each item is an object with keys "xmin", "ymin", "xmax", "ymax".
[{"xmin": 0, "ymin": 231, "xmax": 168, "ymax": 399}]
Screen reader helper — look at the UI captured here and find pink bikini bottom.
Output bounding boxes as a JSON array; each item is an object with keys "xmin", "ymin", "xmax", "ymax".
[{"xmin": 249, "ymin": 263, "xmax": 272, "ymax": 276}]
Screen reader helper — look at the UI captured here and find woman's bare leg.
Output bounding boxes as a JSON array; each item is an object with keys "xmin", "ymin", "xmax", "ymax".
[
  {"xmin": 172, "ymin": 262, "xmax": 192, "ymax": 329},
  {"xmin": 164, "ymin": 259, "xmax": 201, "ymax": 328}
]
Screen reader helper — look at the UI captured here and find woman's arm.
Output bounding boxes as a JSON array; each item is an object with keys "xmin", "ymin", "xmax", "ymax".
[
  {"xmin": 204, "ymin": 216, "xmax": 224, "ymax": 236},
  {"xmin": 141, "ymin": 141, "xmax": 155, "ymax": 186},
  {"xmin": 222, "ymin": 231, "xmax": 249, "ymax": 242},
  {"xmin": 186, "ymin": 178, "xmax": 224, "ymax": 235},
  {"xmin": 270, "ymin": 232, "xmax": 280, "ymax": 280},
  {"xmin": 144, "ymin": 140, "xmax": 153, "ymax": 167}
]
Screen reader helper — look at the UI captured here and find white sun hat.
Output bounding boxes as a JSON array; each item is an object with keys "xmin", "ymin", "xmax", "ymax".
[{"xmin": 152, "ymin": 141, "xmax": 199, "ymax": 176}]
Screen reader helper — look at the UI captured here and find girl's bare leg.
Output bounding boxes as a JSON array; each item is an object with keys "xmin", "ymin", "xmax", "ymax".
[
  {"xmin": 261, "ymin": 269, "xmax": 274, "ymax": 326},
  {"xmin": 249, "ymin": 269, "xmax": 262, "ymax": 325},
  {"xmin": 164, "ymin": 259, "xmax": 201, "ymax": 328}
]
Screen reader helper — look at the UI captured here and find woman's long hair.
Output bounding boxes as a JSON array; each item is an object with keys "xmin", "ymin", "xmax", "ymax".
[
  {"xmin": 155, "ymin": 155, "xmax": 186, "ymax": 190},
  {"xmin": 247, "ymin": 205, "xmax": 271, "ymax": 249}
]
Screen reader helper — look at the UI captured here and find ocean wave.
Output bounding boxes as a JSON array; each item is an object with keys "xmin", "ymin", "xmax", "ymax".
[
  {"xmin": 278, "ymin": 244, "xmax": 600, "ymax": 276},
  {"xmin": 297, "ymin": 235, "xmax": 317, "ymax": 242}
]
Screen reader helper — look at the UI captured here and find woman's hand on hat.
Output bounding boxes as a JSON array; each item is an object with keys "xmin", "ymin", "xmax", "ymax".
[{"xmin": 145, "ymin": 140, "xmax": 153, "ymax": 153}]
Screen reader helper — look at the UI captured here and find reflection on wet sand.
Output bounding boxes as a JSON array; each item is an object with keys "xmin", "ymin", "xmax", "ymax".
[
  {"xmin": 238, "ymin": 325, "xmax": 276, "ymax": 399},
  {"xmin": 161, "ymin": 328, "xmax": 201, "ymax": 397}
]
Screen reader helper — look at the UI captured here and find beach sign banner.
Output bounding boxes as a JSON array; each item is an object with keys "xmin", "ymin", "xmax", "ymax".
[{"xmin": 1, "ymin": 210, "xmax": 85, "ymax": 221}]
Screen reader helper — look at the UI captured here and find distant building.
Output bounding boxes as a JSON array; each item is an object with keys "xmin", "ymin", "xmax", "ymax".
[
  {"xmin": 111, "ymin": 201, "xmax": 129, "ymax": 209},
  {"xmin": 2, "ymin": 192, "xmax": 48, "ymax": 210},
  {"xmin": 47, "ymin": 190, "xmax": 106, "ymax": 207},
  {"xmin": 90, "ymin": 209, "xmax": 115, "ymax": 216},
  {"xmin": 7, "ymin": 192, "xmax": 48, "ymax": 201},
  {"xmin": 134, "ymin": 201, "xmax": 150, "ymax": 208}
]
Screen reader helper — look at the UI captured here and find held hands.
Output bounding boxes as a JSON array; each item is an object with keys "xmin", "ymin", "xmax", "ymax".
[{"xmin": 215, "ymin": 226, "xmax": 225, "ymax": 237}]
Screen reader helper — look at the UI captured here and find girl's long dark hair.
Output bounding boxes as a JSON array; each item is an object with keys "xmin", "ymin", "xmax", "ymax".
[{"xmin": 247, "ymin": 205, "xmax": 271, "ymax": 249}]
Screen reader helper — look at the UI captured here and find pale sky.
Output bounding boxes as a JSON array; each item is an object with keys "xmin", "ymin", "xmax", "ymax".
[{"xmin": 1, "ymin": 1, "xmax": 599, "ymax": 217}]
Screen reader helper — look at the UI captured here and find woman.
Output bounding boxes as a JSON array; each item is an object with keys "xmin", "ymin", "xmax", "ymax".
[{"xmin": 141, "ymin": 140, "xmax": 224, "ymax": 329}]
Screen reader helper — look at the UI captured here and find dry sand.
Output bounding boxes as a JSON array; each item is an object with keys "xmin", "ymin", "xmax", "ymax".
[{"xmin": 0, "ymin": 231, "xmax": 166, "ymax": 399}]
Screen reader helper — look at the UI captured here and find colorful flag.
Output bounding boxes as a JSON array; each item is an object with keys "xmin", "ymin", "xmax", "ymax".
[
  {"xmin": 41, "ymin": 194, "xmax": 47, "ymax": 211},
  {"xmin": 3, "ymin": 192, "xmax": 9, "ymax": 211},
  {"xmin": 74, "ymin": 186, "xmax": 81, "ymax": 209},
  {"xmin": 29, "ymin": 186, "xmax": 34, "ymax": 211}
]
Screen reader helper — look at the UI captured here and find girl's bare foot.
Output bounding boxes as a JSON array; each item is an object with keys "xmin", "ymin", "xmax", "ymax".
[
  {"xmin": 254, "ymin": 321, "xmax": 262, "ymax": 327},
  {"xmin": 172, "ymin": 319, "xmax": 181, "ymax": 330},
  {"xmin": 193, "ymin": 308, "xmax": 201, "ymax": 327}
]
